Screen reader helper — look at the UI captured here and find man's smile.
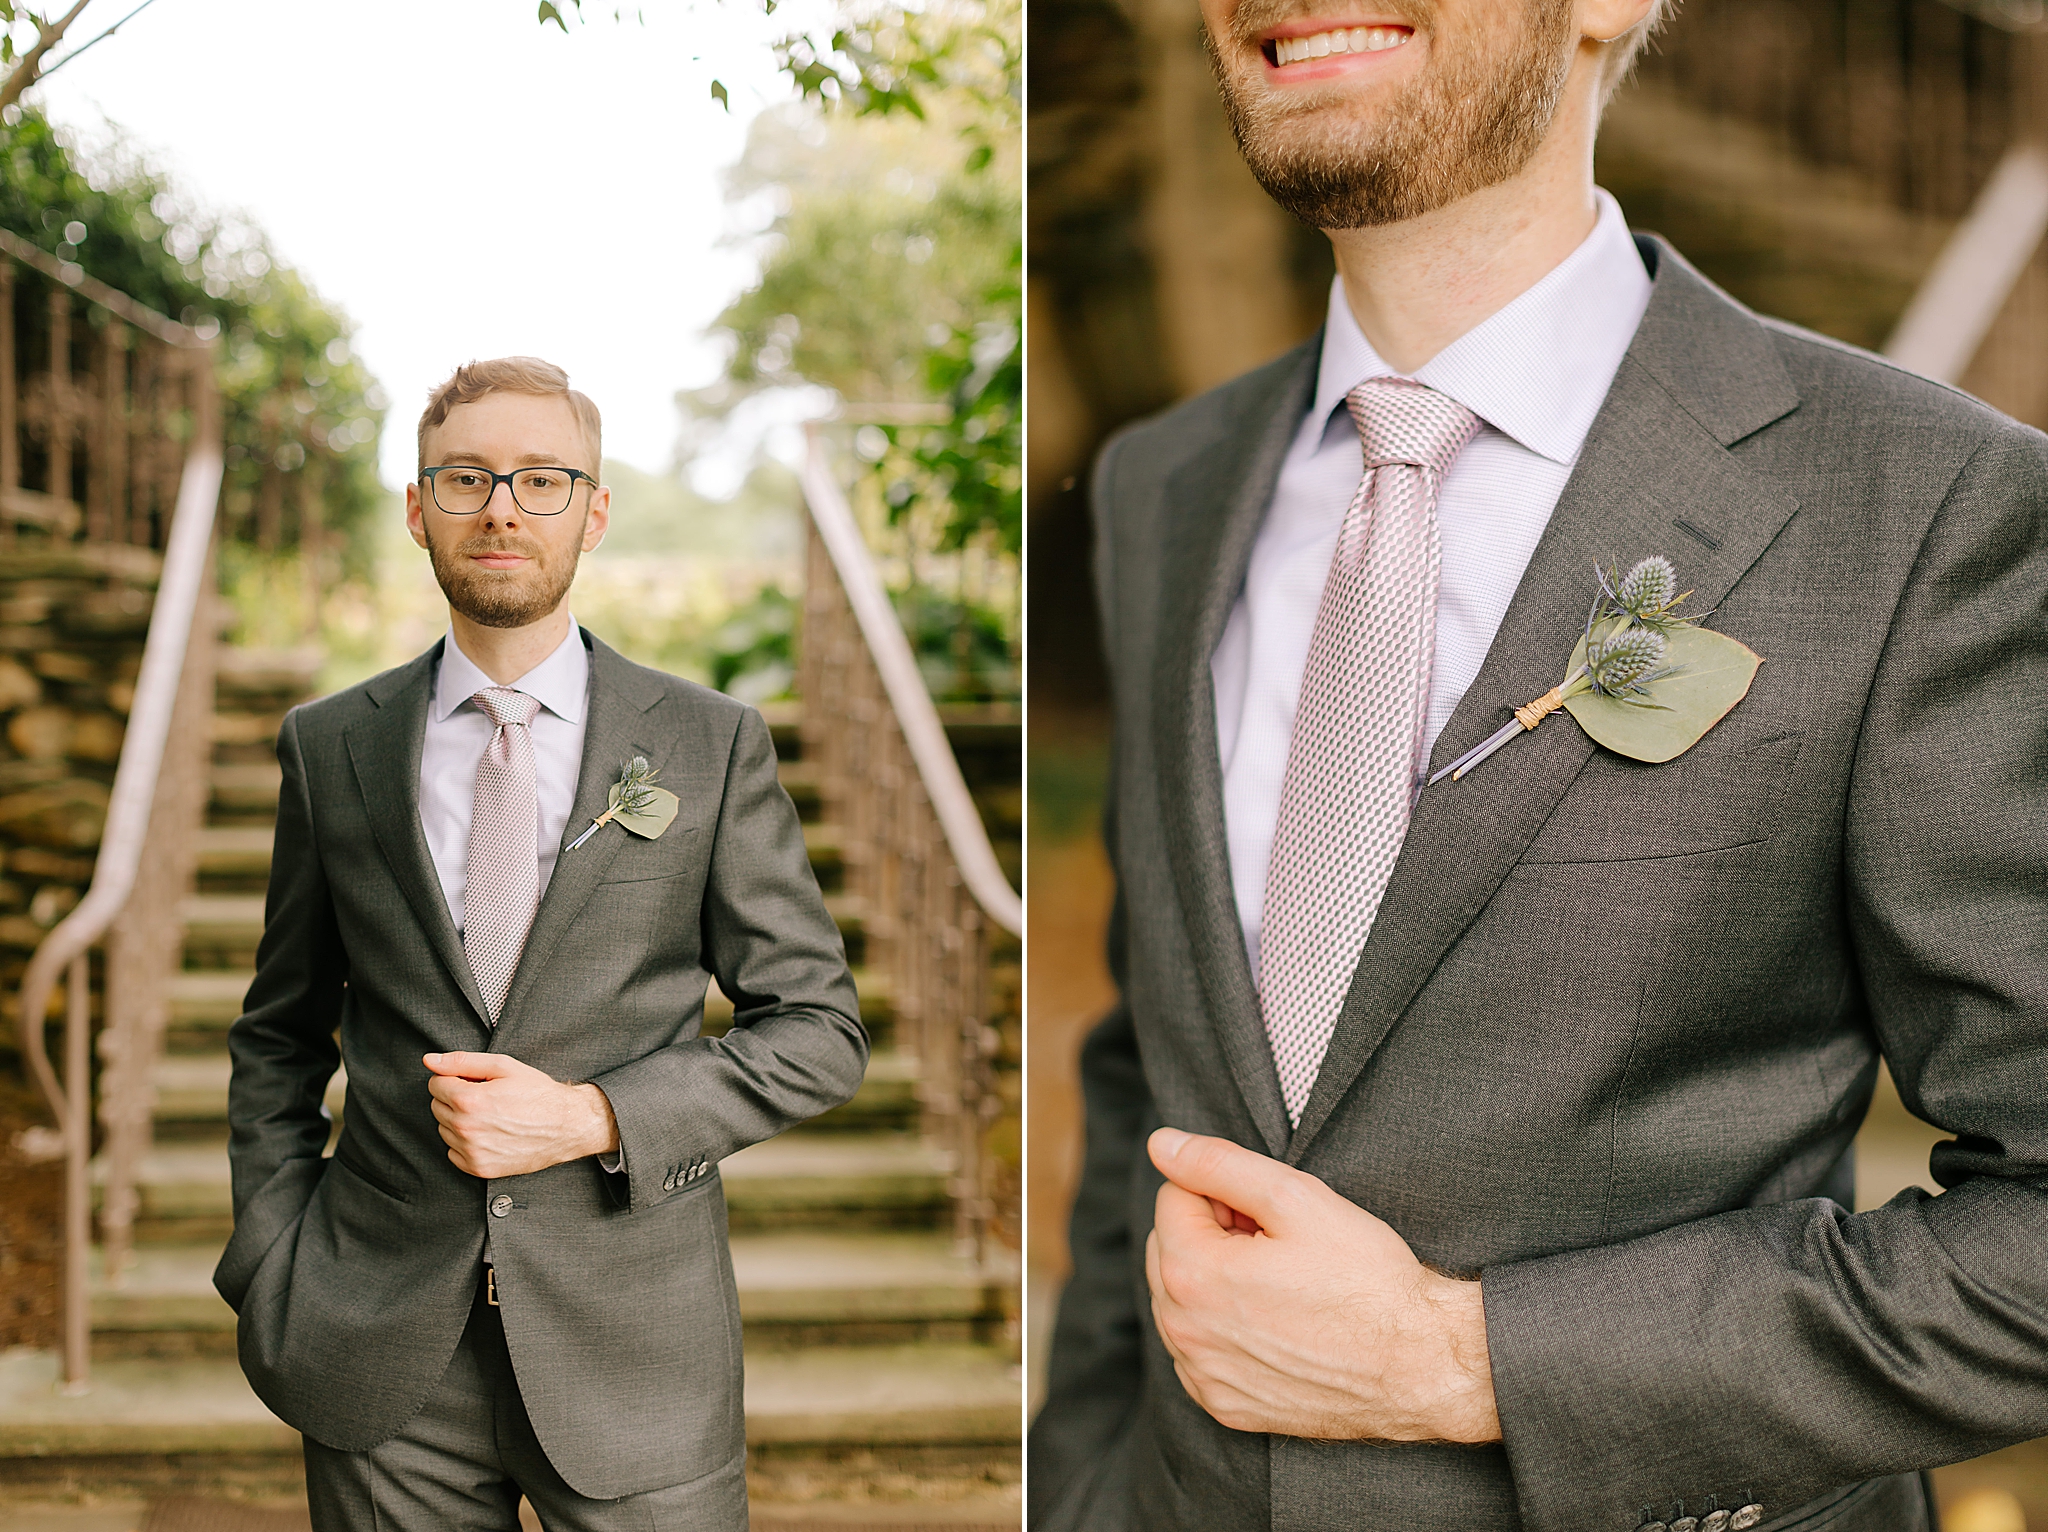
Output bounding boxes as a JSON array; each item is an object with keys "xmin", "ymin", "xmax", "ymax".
[
  {"xmin": 1259, "ymin": 19, "xmax": 1413, "ymax": 79},
  {"xmin": 470, "ymin": 552, "xmax": 530, "ymax": 571}
]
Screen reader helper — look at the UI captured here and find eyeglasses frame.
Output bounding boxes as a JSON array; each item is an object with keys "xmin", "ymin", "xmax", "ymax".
[{"xmin": 418, "ymin": 463, "xmax": 598, "ymax": 517}]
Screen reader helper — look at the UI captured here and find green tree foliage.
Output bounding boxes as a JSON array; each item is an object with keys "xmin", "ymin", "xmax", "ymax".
[
  {"xmin": 0, "ymin": 108, "xmax": 386, "ymax": 569},
  {"xmin": 713, "ymin": 0, "xmax": 1020, "ymax": 557}
]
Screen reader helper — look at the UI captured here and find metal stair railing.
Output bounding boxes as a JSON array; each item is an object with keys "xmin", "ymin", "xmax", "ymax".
[
  {"xmin": 796, "ymin": 425, "xmax": 1021, "ymax": 1262},
  {"xmin": 5, "ymin": 235, "xmax": 222, "ymax": 1391}
]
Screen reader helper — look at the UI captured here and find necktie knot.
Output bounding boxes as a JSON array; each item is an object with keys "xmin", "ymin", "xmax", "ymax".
[
  {"xmin": 472, "ymin": 687, "xmax": 541, "ymax": 730},
  {"xmin": 1345, "ymin": 377, "xmax": 1481, "ymax": 478}
]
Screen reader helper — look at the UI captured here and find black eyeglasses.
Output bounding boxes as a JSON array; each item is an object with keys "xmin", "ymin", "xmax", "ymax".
[{"xmin": 419, "ymin": 464, "xmax": 596, "ymax": 517}]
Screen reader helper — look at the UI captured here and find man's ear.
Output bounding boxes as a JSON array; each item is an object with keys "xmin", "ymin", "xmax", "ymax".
[
  {"xmin": 405, "ymin": 480, "xmax": 430, "ymax": 551},
  {"xmin": 581, "ymin": 485, "xmax": 611, "ymax": 553},
  {"xmin": 1580, "ymin": 0, "xmax": 1658, "ymax": 43}
]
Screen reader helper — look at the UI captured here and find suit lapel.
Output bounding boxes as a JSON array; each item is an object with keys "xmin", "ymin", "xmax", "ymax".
[
  {"xmin": 491, "ymin": 634, "xmax": 673, "ymax": 1040},
  {"xmin": 344, "ymin": 641, "xmax": 494, "ymax": 1030},
  {"xmin": 1153, "ymin": 339, "xmax": 1320, "ymax": 1157},
  {"xmin": 1286, "ymin": 241, "xmax": 1805, "ymax": 1156}
]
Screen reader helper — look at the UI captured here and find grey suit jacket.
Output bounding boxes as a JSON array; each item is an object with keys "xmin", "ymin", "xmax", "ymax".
[
  {"xmin": 1031, "ymin": 239, "xmax": 2048, "ymax": 1532},
  {"xmin": 214, "ymin": 630, "xmax": 867, "ymax": 1500}
]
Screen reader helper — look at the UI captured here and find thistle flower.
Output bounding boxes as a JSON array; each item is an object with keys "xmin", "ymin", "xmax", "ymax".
[
  {"xmin": 1596, "ymin": 554, "xmax": 1703, "ymax": 631},
  {"xmin": 1617, "ymin": 556, "xmax": 1675, "ymax": 617},
  {"xmin": 614, "ymin": 756, "xmax": 662, "ymax": 815},
  {"xmin": 1588, "ymin": 626, "xmax": 1668, "ymax": 695}
]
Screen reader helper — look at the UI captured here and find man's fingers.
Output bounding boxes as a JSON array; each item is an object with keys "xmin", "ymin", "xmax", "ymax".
[
  {"xmin": 424, "ymin": 1051, "xmax": 513, "ymax": 1080},
  {"xmin": 1149, "ymin": 1128, "xmax": 1301, "ymax": 1234},
  {"xmin": 1154, "ymin": 1178, "xmax": 1236, "ymax": 1249}
]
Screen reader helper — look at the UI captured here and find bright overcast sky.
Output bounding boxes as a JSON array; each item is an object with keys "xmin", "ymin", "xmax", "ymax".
[{"xmin": 29, "ymin": 0, "xmax": 818, "ymax": 484}]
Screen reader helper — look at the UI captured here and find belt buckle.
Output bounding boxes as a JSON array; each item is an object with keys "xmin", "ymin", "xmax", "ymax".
[{"xmin": 485, "ymin": 1264, "xmax": 499, "ymax": 1307}]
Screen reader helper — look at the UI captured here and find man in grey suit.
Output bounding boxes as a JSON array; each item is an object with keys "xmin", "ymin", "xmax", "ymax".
[
  {"xmin": 214, "ymin": 357, "xmax": 866, "ymax": 1530},
  {"xmin": 1032, "ymin": 0, "xmax": 2048, "ymax": 1528}
]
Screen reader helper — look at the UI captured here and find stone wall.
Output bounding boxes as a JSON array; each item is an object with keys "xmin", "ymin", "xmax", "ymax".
[{"xmin": 0, "ymin": 545, "xmax": 159, "ymax": 1053}]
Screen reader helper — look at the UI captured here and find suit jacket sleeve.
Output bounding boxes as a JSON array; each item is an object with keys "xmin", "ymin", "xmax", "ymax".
[
  {"xmin": 216, "ymin": 707, "xmax": 347, "ymax": 1310},
  {"xmin": 591, "ymin": 704, "xmax": 868, "ymax": 1212},
  {"xmin": 1031, "ymin": 428, "xmax": 1161, "ymax": 1524},
  {"xmin": 1481, "ymin": 428, "xmax": 2048, "ymax": 1531}
]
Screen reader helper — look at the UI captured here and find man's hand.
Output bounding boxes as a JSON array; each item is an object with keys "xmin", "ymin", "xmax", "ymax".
[
  {"xmin": 423, "ymin": 1052, "xmax": 619, "ymax": 1179},
  {"xmin": 1144, "ymin": 1126, "xmax": 1500, "ymax": 1444}
]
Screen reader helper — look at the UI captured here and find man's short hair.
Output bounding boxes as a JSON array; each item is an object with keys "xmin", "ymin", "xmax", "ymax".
[
  {"xmin": 1599, "ymin": 0, "xmax": 1674, "ymax": 106},
  {"xmin": 416, "ymin": 356, "xmax": 603, "ymax": 472}
]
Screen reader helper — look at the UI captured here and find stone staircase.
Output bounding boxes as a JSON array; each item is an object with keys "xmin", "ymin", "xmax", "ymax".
[{"xmin": 2, "ymin": 650, "xmax": 1020, "ymax": 1521}]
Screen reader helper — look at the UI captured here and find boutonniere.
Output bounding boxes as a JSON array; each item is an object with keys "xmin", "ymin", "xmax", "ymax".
[
  {"xmin": 567, "ymin": 756, "xmax": 680, "ymax": 850},
  {"xmin": 1431, "ymin": 555, "xmax": 1764, "ymax": 785}
]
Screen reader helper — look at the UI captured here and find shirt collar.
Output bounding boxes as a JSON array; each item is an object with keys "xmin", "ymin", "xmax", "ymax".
[
  {"xmin": 432, "ymin": 617, "xmax": 589, "ymax": 725},
  {"xmin": 1308, "ymin": 188, "xmax": 1653, "ymax": 468}
]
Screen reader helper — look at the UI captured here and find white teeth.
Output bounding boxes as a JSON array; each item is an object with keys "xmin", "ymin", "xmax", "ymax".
[{"xmin": 1274, "ymin": 24, "xmax": 1408, "ymax": 65}]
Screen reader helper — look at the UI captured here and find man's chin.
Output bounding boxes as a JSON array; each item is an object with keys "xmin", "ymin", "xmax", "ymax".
[{"xmin": 443, "ymin": 577, "xmax": 562, "ymax": 631}]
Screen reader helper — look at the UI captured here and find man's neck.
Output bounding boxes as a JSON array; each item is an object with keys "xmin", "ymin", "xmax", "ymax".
[
  {"xmin": 1325, "ymin": 63, "xmax": 1603, "ymax": 375},
  {"xmin": 449, "ymin": 605, "xmax": 574, "ymax": 686}
]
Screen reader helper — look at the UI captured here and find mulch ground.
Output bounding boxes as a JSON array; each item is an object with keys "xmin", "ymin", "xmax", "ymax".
[{"xmin": 0, "ymin": 1067, "xmax": 64, "ymax": 1352}]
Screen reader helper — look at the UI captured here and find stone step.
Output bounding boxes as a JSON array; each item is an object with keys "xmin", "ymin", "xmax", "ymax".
[
  {"xmin": 88, "ymin": 1231, "xmax": 1016, "ymax": 1338},
  {"xmin": 778, "ymin": 759, "xmax": 821, "ymax": 819},
  {"xmin": 213, "ymin": 647, "xmax": 322, "ymax": 707},
  {"xmin": 147, "ymin": 1057, "xmax": 347, "ymax": 1125},
  {"xmin": 164, "ymin": 971, "xmax": 252, "ymax": 1031},
  {"xmin": 744, "ymin": 1344, "xmax": 1018, "ymax": 1446},
  {"xmin": 100, "ymin": 1133, "xmax": 950, "ymax": 1240},
  {"xmin": 143, "ymin": 1051, "xmax": 914, "ymax": 1133},
  {"xmin": 195, "ymin": 825, "xmax": 275, "ymax": 882},
  {"xmin": 208, "ymin": 764, "xmax": 281, "ymax": 817},
  {"xmin": 0, "ymin": 1342, "xmax": 1017, "ymax": 1457},
  {"xmin": 210, "ymin": 709, "xmax": 288, "ymax": 750}
]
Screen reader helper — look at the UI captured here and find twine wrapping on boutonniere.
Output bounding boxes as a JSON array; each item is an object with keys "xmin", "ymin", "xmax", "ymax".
[
  {"xmin": 567, "ymin": 755, "xmax": 681, "ymax": 850},
  {"xmin": 1429, "ymin": 555, "xmax": 1764, "ymax": 785}
]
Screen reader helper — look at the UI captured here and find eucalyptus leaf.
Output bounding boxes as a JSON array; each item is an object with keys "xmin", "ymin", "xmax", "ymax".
[
  {"xmin": 614, "ymin": 784, "xmax": 680, "ymax": 840},
  {"xmin": 1563, "ymin": 618, "xmax": 1763, "ymax": 763}
]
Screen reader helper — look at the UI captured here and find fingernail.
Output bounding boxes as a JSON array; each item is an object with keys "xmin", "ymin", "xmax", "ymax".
[
  {"xmin": 1153, "ymin": 1127, "xmax": 1189, "ymax": 1161},
  {"xmin": 425, "ymin": 1054, "xmax": 441, "ymax": 1065}
]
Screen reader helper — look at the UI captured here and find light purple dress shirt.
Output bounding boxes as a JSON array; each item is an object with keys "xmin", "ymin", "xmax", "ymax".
[{"xmin": 1213, "ymin": 190, "xmax": 1654, "ymax": 981}]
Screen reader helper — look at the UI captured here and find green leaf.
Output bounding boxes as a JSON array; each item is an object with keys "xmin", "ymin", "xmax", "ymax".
[
  {"xmin": 711, "ymin": 79, "xmax": 730, "ymax": 110},
  {"xmin": 615, "ymin": 784, "xmax": 680, "ymax": 840},
  {"xmin": 538, "ymin": 1, "xmax": 568, "ymax": 32},
  {"xmin": 1563, "ymin": 619, "xmax": 1763, "ymax": 764}
]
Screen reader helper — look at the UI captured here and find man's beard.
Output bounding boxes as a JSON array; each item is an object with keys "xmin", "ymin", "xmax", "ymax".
[
  {"xmin": 423, "ymin": 516, "xmax": 585, "ymax": 630},
  {"xmin": 1208, "ymin": 0, "xmax": 1578, "ymax": 230}
]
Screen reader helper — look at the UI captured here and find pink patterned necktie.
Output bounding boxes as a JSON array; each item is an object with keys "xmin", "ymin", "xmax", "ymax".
[
  {"xmin": 463, "ymin": 687, "xmax": 543, "ymax": 1024},
  {"xmin": 1257, "ymin": 378, "xmax": 1480, "ymax": 1126}
]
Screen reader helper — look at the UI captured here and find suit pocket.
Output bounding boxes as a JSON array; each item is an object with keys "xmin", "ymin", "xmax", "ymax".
[
  {"xmin": 595, "ymin": 826, "xmax": 701, "ymax": 885},
  {"xmin": 1519, "ymin": 728, "xmax": 1804, "ymax": 864},
  {"xmin": 332, "ymin": 1141, "xmax": 413, "ymax": 1204},
  {"xmin": 213, "ymin": 1156, "xmax": 326, "ymax": 1313}
]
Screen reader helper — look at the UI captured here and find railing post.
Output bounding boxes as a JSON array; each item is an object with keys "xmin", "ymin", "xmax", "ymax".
[
  {"xmin": 62, "ymin": 953, "xmax": 91, "ymax": 1394},
  {"xmin": 47, "ymin": 284, "xmax": 71, "ymax": 508}
]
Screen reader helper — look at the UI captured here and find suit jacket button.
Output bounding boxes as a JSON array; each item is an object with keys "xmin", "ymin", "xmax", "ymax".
[
  {"xmin": 490, "ymin": 1194, "xmax": 513, "ymax": 1217},
  {"xmin": 1671, "ymin": 1519, "xmax": 1698, "ymax": 1532},
  {"xmin": 1730, "ymin": 1509, "xmax": 1764, "ymax": 1530},
  {"xmin": 1701, "ymin": 1513, "xmax": 1730, "ymax": 1532},
  {"xmin": 663, "ymin": 1172, "xmax": 676, "ymax": 1191},
  {"xmin": 1637, "ymin": 1524, "xmax": 1668, "ymax": 1532}
]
